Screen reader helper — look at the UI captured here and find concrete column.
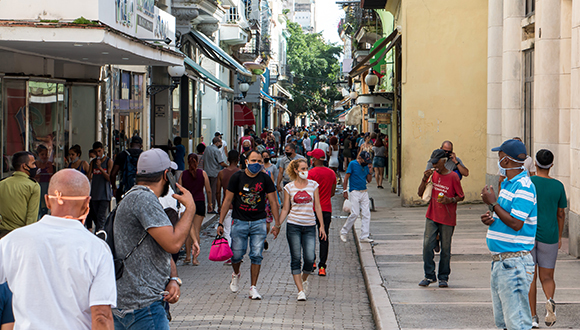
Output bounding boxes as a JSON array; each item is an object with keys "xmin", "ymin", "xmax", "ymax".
[
  {"xmin": 568, "ymin": 0, "xmax": 580, "ymax": 256},
  {"xmin": 501, "ymin": 0, "xmax": 524, "ymax": 141},
  {"xmin": 558, "ymin": 0, "xmax": 572, "ymax": 190},
  {"xmin": 534, "ymin": 0, "xmax": 561, "ymax": 174},
  {"xmin": 487, "ymin": 0, "xmax": 503, "ymax": 182}
]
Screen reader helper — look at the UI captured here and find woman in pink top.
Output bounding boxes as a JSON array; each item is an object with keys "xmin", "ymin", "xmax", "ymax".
[{"xmin": 278, "ymin": 159, "xmax": 327, "ymax": 301}]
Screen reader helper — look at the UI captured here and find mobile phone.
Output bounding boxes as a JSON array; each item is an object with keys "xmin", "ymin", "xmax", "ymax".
[{"xmin": 167, "ymin": 172, "xmax": 182, "ymax": 195}]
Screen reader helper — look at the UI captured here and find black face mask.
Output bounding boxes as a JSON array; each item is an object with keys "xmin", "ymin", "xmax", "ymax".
[
  {"xmin": 161, "ymin": 180, "xmax": 170, "ymax": 198},
  {"xmin": 25, "ymin": 165, "xmax": 38, "ymax": 179},
  {"xmin": 285, "ymin": 152, "xmax": 293, "ymax": 158},
  {"xmin": 264, "ymin": 158, "xmax": 270, "ymax": 163}
]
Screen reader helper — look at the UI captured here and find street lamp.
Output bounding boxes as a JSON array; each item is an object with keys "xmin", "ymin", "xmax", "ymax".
[
  {"xmin": 147, "ymin": 65, "xmax": 186, "ymax": 95},
  {"xmin": 239, "ymin": 82, "xmax": 250, "ymax": 98},
  {"xmin": 365, "ymin": 69, "xmax": 379, "ymax": 94},
  {"xmin": 349, "ymin": 90, "xmax": 358, "ymax": 100}
]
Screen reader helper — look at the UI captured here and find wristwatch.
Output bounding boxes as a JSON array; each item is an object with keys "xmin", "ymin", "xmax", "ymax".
[
  {"xmin": 170, "ymin": 277, "xmax": 182, "ymax": 286},
  {"xmin": 488, "ymin": 202, "xmax": 498, "ymax": 213},
  {"xmin": 274, "ymin": 224, "xmax": 282, "ymax": 229}
]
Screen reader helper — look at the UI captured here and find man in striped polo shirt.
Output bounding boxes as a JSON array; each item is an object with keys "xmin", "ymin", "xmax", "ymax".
[{"xmin": 481, "ymin": 139, "xmax": 537, "ymax": 330}]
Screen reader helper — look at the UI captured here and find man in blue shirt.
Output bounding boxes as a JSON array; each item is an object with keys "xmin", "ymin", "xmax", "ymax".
[
  {"xmin": 481, "ymin": 139, "xmax": 537, "ymax": 330},
  {"xmin": 341, "ymin": 151, "xmax": 373, "ymax": 243}
]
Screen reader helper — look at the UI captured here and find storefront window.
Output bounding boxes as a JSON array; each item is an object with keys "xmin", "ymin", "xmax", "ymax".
[
  {"xmin": 70, "ymin": 85, "xmax": 97, "ymax": 162},
  {"xmin": 28, "ymin": 81, "xmax": 66, "ymax": 170},
  {"xmin": 172, "ymin": 85, "xmax": 180, "ymax": 141},
  {"xmin": 3, "ymin": 79, "xmax": 27, "ymax": 177},
  {"xmin": 113, "ymin": 70, "xmax": 144, "ymax": 155}
]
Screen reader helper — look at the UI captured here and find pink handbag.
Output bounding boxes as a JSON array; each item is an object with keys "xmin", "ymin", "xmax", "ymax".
[{"xmin": 208, "ymin": 235, "xmax": 233, "ymax": 262}]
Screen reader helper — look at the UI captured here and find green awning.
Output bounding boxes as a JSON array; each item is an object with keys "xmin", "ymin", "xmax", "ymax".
[
  {"xmin": 189, "ymin": 30, "xmax": 252, "ymax": 77},
  {"xmin": 182, "ymin": 53, "xmax": 234, "ymax": 93}
]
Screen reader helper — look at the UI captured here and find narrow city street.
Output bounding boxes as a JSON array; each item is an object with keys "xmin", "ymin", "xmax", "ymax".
[{"xmin": 171, "ymin": 190, "xmax": 375, "ymax": 330}]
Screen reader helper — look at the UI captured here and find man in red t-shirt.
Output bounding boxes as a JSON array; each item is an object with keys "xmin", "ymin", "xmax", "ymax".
[
  {"xmin": 307, "ymin": 148, "xmax": 337, "ymax": 276},
  {"xmin": 417, "ymin": 149, "xmax": 465, "ymax": 288}
]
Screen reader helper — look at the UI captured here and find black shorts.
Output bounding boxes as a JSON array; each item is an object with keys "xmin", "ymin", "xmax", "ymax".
[{"xmin": 195, "ymin": 200, "xmax": 206, "ymax": 217}]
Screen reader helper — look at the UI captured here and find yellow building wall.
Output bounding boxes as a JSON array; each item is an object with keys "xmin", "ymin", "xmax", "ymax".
[{"xmin": 399, "ymin": 0, "xmax": 488, "ymax": 204}]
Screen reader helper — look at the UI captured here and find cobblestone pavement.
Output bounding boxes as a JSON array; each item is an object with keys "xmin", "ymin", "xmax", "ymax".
[{"xmin": 169, "ymin": 194, "xmax": 375, "ymax": 330}]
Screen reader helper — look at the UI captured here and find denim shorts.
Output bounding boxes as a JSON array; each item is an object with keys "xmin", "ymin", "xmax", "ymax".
[
  {"xmin": 113, "ymin": 300, "xmax": 169, "ymax": 330},
  {"xmin": 231, "ymin": 218, "xmax": 267, "ymax": 265}
]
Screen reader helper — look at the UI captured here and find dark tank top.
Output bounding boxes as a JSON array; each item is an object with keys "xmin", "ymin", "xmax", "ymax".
[{"xmin": 181, "ymin": 169, "xmax": 205, "ymax": 201}]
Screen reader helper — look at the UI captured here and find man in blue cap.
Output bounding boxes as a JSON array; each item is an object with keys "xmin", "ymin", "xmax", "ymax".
[
  {"xmin": 341, "ymin": 151, "xmax": 373, "ymax": 243},
  {"xmin": 481, "ymin": 139, "xmax": 537, "ymax": 330}
]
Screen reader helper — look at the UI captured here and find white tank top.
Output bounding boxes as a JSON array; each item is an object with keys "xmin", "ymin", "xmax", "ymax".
[{"xmin": 284, "ymin": 180, "xmax": 319, "ymax": 226}]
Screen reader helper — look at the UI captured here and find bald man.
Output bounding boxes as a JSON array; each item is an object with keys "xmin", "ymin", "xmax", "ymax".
[{"xmin": 0, "ymin": 169, "xmax": 116, "ymax": 329}]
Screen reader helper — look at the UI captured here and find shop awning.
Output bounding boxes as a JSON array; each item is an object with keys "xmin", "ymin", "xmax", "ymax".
[
  {"xmin": 260, "ymin": 90, "xmax": 276, "ymax": 104},
  {"xmin": 349, "ymin": 28, "xmax": 400, "ymax": 78},
  {"xmin": 234, "ymin": 104, "xmax": 256, "ymax": 126},
  {"xmin": 275, "ymin": 84, "xmax": 293, "ymax": 100},
  {"xmin": 184, "ymin": 55, "xmax": 234, "ymax": 93},
  {"xmin": 0, "ymin": 23, "xmax": 183, "ymax": 66},
  {"xmin": 189, "ymin": 30, "xmax": 252, "ymax": 77}
]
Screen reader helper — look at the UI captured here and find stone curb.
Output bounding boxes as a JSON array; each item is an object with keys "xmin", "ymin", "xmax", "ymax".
[{"xmin": 353, "ymin": 219, "xmax": 400, "ymax": 330}]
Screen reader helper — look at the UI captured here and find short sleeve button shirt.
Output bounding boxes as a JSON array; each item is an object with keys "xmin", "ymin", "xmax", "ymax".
[{"xmin": 486, "ymin": 171, "xmax": 537, "ymax": 254}]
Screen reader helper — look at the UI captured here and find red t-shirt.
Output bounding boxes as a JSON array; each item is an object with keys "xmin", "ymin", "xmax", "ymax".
[
  {"xmin": 425, "ymin": 171, "xmax": 464, "ymax": 226},
  {"xmin": 308, "ymin": 166, "xmax": 336, "ymax": 212}
]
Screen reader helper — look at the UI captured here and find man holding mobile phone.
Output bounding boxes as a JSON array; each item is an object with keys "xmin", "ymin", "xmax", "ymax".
[{"xmin": 113, "ymin": 149, "xmax": 196, "ymax": 330}]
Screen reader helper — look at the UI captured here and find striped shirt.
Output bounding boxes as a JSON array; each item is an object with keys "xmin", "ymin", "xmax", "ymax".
[
  {"xmin": 284, "ymin": 180, "xmax": 319, "ymax": 226},
  {"xmin": 486, "ymin": 171, "xmax": 537, "ymax": 254}
]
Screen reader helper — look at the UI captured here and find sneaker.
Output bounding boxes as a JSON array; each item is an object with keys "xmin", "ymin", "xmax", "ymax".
[
  {"xmin": 340, "ymin": 233, "xmax": 347, "ymax": 242},
  {"xmin": 360, "ymin": 237, "xmax": 374, "ymax": 243},
  {"xmin": 249, "ymin": 286, "xmax": 262, "ymax": 300},
  {"xmin": 297, "ymin": 291, "xmax": 307, "ymax": 301},
  {"xmin": 318, "ymin": 267, "xmax": 327, "ymax": 276},
  {"xmin": 302, "ymin": 280, "xmax": 309, "ymax": 294},
  {"xmin": 438, "ymin": 280, "xmax": 448, "ymax": 288},
  {"xmin": 418, "ymin": 278, "xmax": 436, "ymax": 287},
  {"xmin": 532, "ymin": 315, "xmax": 539, "ymax": 329},
  {"xmin": 264, "ymin": 240, "xmax": 269, "ymax": 251},
  {"xmin": 230, "ymin": 272, "xmax": 240, "ymax": 292},
  {"xmin": 545, "ymin": 298, "xmax": 556, "ymax": 326}
]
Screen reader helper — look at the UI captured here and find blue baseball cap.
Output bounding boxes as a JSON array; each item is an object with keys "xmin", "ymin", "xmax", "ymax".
[
  {"xmin": 491, "ymin": 139, "xmax": 527, "ymax": 162},
  {"xmin": 359, "ymin": 151, "xmax": 372, "ymax": 164}
]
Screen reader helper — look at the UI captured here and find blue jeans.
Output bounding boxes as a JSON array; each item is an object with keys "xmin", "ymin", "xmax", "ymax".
[
  {"xmin": 113, "ymin": 300, "xmax": 168, "ymax": 330},
  {"xmin": 422, "ymin": 218, "xmax": 455, "ymax": 281},
  {"xmin": 231, "ymin": 218, "xmax": 267, "ymax": 265},
  {"xmin": 490, "ymin": 253, "xmax": 534, "ymax": 330},
  {"xmin": 286, "ymin": 223, "xmax": 316, "ymax": 275}
]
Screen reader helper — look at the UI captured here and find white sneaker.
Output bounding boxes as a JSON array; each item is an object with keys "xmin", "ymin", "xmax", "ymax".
[
  {"xmin": 545, "ymin": 298, "xmax": 556, "ymax": 326},
  {"xmin": 532, "ymin": 315, "xmax": 539, "ymax": 329},
  {"xmin": 340, "ymin": 233, "xmax": 347, "ymax": 242},
  {"xmin": 302, "ymin": 280, "xmax": 309, "ymax": 294},
  {"xmin": 297, "ymin": 291, "xmax": 307, "ymax": 301},
  {"xmin": 249, "ymin": 286, "xmax": 262, "ymax": 300},
  {"xmin": 360, "ymin": 237, "xmax": 374, "ymax": 243},
  {"xmin": 230, "ymin": 272, "xmax": 240, "ymax": 292}
]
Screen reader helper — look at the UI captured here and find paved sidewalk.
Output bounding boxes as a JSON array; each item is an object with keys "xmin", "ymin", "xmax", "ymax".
[
  {"xmin": 362, "ymin": 182, "xmax": 580, "ymax": 330},
  {"xmin": 170, "ymin": 194, "xmax": 375, "ymax": 329}
]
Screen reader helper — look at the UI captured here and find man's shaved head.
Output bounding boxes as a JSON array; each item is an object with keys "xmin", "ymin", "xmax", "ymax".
[{"xmin": 48, "ymin": 169, "xmax": 90, "ymax": 197}]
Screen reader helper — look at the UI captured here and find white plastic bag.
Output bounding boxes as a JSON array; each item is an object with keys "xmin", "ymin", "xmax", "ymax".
[{"xmin": 342, "ymin": 199, "xmax": 352, "ymax": 213}]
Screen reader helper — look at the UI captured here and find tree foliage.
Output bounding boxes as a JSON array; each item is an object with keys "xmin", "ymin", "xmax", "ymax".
[{"xmin": 286, "ymin": 22, "xmax": 342, "ymax": 121}]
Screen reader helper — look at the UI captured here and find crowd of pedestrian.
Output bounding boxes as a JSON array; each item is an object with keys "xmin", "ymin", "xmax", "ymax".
[{"xmin": 0, "ymin": 120, "xmax": 567, "ymax": 330}]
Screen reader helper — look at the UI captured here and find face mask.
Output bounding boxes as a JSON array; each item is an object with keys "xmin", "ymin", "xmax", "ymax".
[
  {"xmin": 298, "ymin": 171, "xmax": 308, "ymax": 180},
  {"xmin": 264, "ymin": 158, "xmax": 270, "ymax": 163},
  {"xmin": 161, "ymin": 180, "xmax": 170, "ymax": 197},
  {"xmin": 243, "ymin": 146, "xmax": 250, "ymax": 152},
  {"xmin": 247, "ymin": 162, "xmax": 263, "ymax": 174},
  {"xmin": 497, "ymin": 156, "xmax": 525, "ymax": 177},
  {"xmin": 285, "ymin": 152, "xmax": 293, "ymax": 158},
  {"xmin": 25, "ymin": 165, "xmax": 38, "ymax": 179},
  {"xmin": 217, "ymin": 144, "xmax": 222, "ymax": 149},
  {"xmin": 70, "ymin": 156, "xmax": 79, "ymax": 163},
  {"xmin": 89, "ymin": 157, "xmax": 95, "ymax": 163},
  {"xmin": 47, "ymin": 191, "xmax": 90, "ymax": 222}
]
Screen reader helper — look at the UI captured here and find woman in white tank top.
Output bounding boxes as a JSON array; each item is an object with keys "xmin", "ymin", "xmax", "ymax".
[
  {"xmin": 328, "ymin": 137, "xmax": 340, "ymax": 182},
  {"xmin": 278, "ymin": 158, "xmax": 327, "ymax": 301}
]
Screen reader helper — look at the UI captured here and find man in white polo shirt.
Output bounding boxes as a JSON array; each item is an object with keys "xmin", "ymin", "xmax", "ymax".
[{"xmin": 0, "ymin": 168, "xmax": 116, "ymax": 329}]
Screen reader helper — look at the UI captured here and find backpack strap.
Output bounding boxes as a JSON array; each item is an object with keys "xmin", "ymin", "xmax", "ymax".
[{"xmin": 122, "ymin": 231, "xmax": 148, "ymax": 260}]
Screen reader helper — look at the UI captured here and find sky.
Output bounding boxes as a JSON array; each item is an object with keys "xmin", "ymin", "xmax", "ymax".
[{"xmin": 315, "ymin": 0, "xmax": 345, "ymax": 44}]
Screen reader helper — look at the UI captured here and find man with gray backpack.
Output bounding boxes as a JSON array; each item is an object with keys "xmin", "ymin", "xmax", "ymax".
[{"xmin": 111, "ymin": 149, "xmax": 196, "ymax": 330}]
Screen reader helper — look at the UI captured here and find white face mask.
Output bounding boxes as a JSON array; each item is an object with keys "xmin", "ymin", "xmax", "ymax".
[
  {"xmin": 298, "ymin": 171, "xmax": 308, "ymax": 180},
  {"xmin": 497, "ymin": 156, "xmax": 525, "ymax": 176}
]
